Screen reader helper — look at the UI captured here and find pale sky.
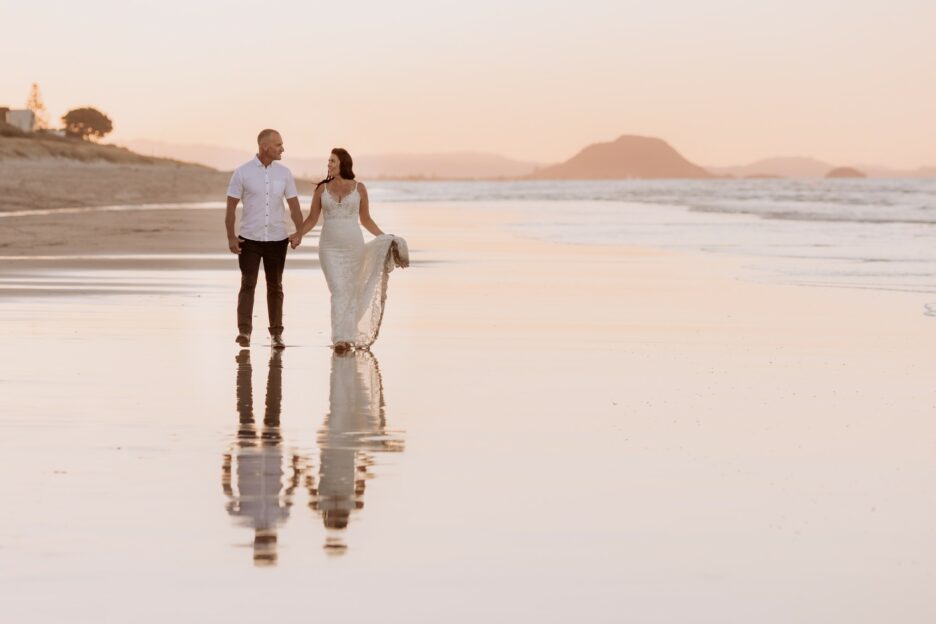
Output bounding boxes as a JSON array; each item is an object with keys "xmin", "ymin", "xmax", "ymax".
[{"xmin": 2, "ymin": 0, "xmax": 935, "ymax": 167}]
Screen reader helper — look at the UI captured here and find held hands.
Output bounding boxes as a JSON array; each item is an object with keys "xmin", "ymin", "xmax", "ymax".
[
  {"xmin": 228, "ymin": 236, "xmax": 241, "ymax": 255},
  {"xmin": 289, "ymin": 232, "xmax": 302, "ymax": 249}
]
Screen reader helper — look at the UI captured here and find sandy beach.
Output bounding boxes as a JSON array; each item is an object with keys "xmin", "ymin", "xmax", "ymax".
[
  {"xmin": 1, "ymin": 200, "xmax": 935, "ymax": 622},
  {"xmin": 6, "ymin": 0, "xmax": 935, "ymax": 619}
]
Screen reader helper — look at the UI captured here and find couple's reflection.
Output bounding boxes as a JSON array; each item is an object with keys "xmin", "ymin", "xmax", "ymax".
[
  {"xmin": 222, "ymin": 349, "xmax": 300, "ymax": 566},
  {"xmin": 223, "ymin": 349, "xmax": 403, "ymax": 564},
  {"xmin": 309, "ymin": 351, "xmax": 404, "ymax": 554}
]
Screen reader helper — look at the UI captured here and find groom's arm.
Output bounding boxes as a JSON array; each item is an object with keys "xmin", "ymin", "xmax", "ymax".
[
  {"xmin": 287, "ymin": 197, "xmax": 303, "ymax": 248},
  {"xmin": 287, "ymin": 197, "xmax": 303, "ymax": 232},
  {"xmin": 225, "ymin": 196, "xmax": 241, "ymax": 254},
  {"xmin": 285, "ymin": 170, "xmax": 303, "ymax": 247},
  {"xmin": 226, "ymin": 169, "xmax": 243, "ymax": 254}
]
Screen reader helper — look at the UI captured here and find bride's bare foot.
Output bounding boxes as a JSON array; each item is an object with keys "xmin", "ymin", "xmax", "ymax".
[{"xmin": 333, "ymin": 341, "xmax": 352, "ymax": 354}]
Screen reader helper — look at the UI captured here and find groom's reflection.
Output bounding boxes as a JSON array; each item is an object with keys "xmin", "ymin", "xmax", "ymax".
[
  {"xmin": 222, "ymin": 349, "xmax": 301, "ymax": 566},
  {"xmin": 308, "ymin": 351, "xmax": 404, "ymax": 554}
]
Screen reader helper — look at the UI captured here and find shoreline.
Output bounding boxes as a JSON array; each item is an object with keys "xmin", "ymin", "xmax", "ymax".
[{"xmin": 1, "ymin": 199, "xmax": 934, "ymax": 311}]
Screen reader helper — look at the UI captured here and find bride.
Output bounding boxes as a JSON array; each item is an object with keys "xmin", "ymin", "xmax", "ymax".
[{"xmin": 291, "ymin": 148, "xmax": 407, "ymax": 352}]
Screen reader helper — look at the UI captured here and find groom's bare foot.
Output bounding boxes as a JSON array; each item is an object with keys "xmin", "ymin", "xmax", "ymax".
[
  {"xmin": 271, "ymin": 335, "xmax": 286, "ymax": 349},
  {"xmin": 235, "ymin": 332, "xmax": 251, "ymax": 347}
]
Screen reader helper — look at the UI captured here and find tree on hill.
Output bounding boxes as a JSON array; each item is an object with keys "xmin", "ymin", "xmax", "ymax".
[
  {"xmin": 62, "ymin": 107, "xmax": 113, "ymax": 141},
  {"xmin": 26, "ymin": 83, "xmax": 49, "ymax": 130}
]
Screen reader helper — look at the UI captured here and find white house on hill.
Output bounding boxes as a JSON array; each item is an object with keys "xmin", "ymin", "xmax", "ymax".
[{"xmin": 4, "ymin": 109, "xmax": 36, "ymax": 132}]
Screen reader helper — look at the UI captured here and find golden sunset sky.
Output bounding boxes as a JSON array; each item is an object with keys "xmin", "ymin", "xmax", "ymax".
[{"xmin": 2, "ymin": 0, "xmax": 934, "ymax": 167}]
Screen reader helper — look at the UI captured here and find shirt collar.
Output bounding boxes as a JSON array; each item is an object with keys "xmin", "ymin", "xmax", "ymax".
[{"xmin": 253, "ymin": 155, "xmax": 271, "ymax": 169}]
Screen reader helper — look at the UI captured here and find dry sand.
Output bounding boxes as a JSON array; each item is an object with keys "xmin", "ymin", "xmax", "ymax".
[
  {"xmin": 1, "ymin": 201, "xmax": 934, "ymax": 622},
  {"xmin": 0, "ymin": 154, "xmax": 227, "ymax": 212}
]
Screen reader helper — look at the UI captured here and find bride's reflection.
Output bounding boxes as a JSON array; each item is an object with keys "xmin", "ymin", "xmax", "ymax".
[
  {"xmin": 308, "ymin": 351, "xmax": 404, "ymax": 554},
  {"xmin": 222, "ymin": 349, "xmax": 301, "ymax": 566}
]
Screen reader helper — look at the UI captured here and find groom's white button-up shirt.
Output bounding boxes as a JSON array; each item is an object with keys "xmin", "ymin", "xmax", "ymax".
[{"xmin": 227, "ymin": 156, "xmax": 298, "ymax": 242}]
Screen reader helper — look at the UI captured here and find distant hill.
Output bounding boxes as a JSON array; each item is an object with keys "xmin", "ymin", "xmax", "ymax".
[
  {"xmin": 850, "ymin": 163, "xmax": 936, "ymax": 178},
  {"xmin": 826, "ymin": 167, "xmax": 866, "ymax": 179},
  {"xmin": 529, "ymin": 135, "xmax": 714, "ymax": 179},
  {"xmin": 708, "ymin": 157, "xmax": 834, "ymax": 178},
  {"xmin": 710, "ymin": 157, "xmax": 936, "ymax": 179},
  {"xmin": 353, "ymin": 152, "xmax": 539, "ymax": 179},
  {"xmin": 125, "ymin": 139, "xmax": 249, "ymax": 170},
  {"xmin": 124, "ymin": 139, "xmax": 540, "ymax": 179}
]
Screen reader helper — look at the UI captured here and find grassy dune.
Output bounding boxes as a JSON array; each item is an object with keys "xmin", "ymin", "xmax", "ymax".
[
  {"xmin": 0, "ymin": 134, "xmax": 312, "ymax": 211},
  {"xmin": 0, "ymin": 131, "xmax": 195, "ymax": 165}
]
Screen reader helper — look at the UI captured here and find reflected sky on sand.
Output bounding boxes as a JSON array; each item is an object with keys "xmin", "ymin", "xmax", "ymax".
[
  {"xmin": 223, "ymin": 349, "xmax": 403, "ymax": 563},
  {"xmin": 3, "ymin": 199, "xmax": 936, "ymax": 622}
]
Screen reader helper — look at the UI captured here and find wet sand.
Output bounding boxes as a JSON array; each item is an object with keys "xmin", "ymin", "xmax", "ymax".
[
  {"xmin": 0, "ymin": 202, "xmax": 255, "ymax": 257},
  {"xmin": 1, "ymin": 202, "xmax": 934, "ymax": 623}
]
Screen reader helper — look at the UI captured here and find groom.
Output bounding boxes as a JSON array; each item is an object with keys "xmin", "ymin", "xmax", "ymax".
[{"xmin": 225, "ymin": 129, "xmax": 303, "ymax": 349}]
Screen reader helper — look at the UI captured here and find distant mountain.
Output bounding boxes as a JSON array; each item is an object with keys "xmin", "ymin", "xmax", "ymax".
[
  {"xmin": 708, "ymin": 157, "xmax": 834, "ymax": 178},
  {"xmin": 121, "ymin": 138, "xmax": 936, "ymax": 180},
  {"xmin": 529, "ymin": 135, "xmax": 714, "ymax": 179},
  {"xmin": 851, "ymin": 163, "xmax": 936, "ymax": 178},
  {"xmin": 124, "ymin": 139, "xmax": 249, "ymax": 171},
  {"xmin": 826, "ymin": 167, "xmax": 866, "ymax": 179},
  {"xmin": 710, "ymin": 157, "xmax": 936, "ymax": 179},
  {"xmin": 353, "ymin": 152, "xmax": 539, "ymax": 179},
  {"xmin": 122, "ymin": 139, "xmax": 539, "ymax": 179}
]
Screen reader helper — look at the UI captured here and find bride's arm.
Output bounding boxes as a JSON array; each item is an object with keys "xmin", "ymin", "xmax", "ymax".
[
  {"xmin": 358, "ymin": 183, "xmax": 385, "ymax": 237},
  {"xmin": 300, "ymin": 187, "xmax": 323, "ymax": 236},
  {"xmin": 290, "ymin": 188, "xmax": 322, "ymax": 248}
]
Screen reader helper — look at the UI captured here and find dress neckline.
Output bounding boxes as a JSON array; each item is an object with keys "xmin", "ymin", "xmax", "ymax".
[{"xmin": 324, "ymin": 181, "xmax": 358, "ymax": 204}]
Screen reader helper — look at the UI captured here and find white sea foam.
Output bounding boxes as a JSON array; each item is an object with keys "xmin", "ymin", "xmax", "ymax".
[{"xmin": 367, "ymin": 179, "xmax": 936, "ymax": 295}]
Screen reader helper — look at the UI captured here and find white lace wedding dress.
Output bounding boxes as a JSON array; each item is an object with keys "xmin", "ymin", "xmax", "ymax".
[{"xmin": 319, "ymin": 182, "xmax": 407, "ymax": 348}]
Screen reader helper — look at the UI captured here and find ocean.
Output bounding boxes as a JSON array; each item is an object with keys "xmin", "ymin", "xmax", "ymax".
[{"xmin": 369, "ymin": 179, "xmax": 936, "ymax": 298}]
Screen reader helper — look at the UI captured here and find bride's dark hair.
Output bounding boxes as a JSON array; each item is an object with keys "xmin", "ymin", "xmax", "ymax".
[{"xmin": 316, "ymin": 148, "xmax": 355, "ymax": 189}]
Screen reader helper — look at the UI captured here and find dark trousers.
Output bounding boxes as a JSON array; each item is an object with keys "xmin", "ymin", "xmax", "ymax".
[{"xmin": 237, "ymin": 237, "xmax": 289, "ymax": 336}]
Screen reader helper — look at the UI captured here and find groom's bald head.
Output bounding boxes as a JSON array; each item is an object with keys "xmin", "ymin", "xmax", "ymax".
[
  {"xmin": 257, "ymin": 129, "xmax": 280, "ymax": 145},
  {"xmin": 257, "ymin": 129, "xmax": 284, "ymax": 161}
]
